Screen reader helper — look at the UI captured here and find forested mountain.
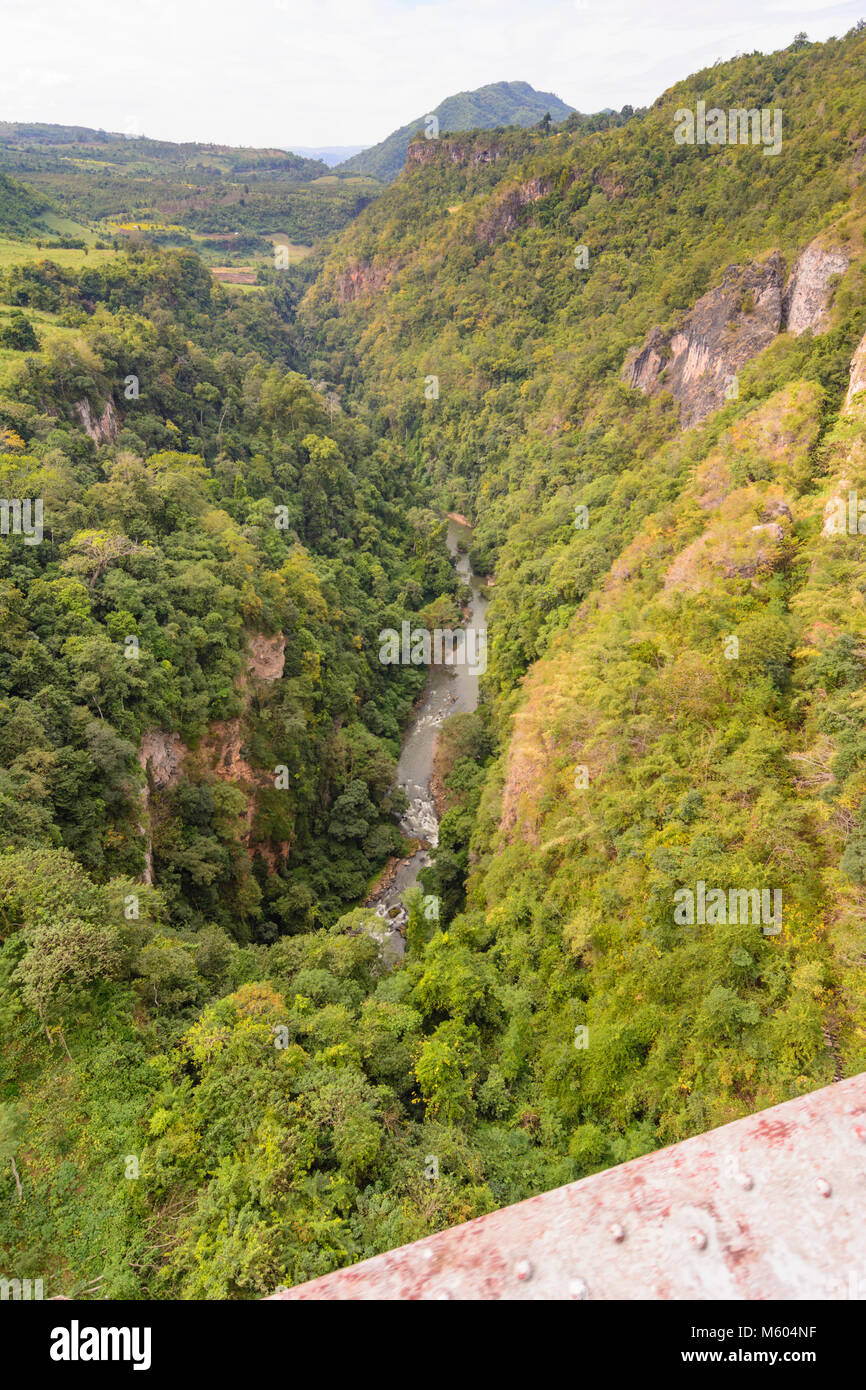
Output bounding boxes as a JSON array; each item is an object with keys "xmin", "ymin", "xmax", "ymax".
[
  {"xmin": 334, "ymin": 80, "xmax": 575, "ymax": 182},
  {"xmin": 2, "ymin": 25, "xmax": 866, "ymax": 1298}
]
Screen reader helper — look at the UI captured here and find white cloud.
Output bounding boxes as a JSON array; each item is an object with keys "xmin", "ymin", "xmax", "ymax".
[
  {"xmin": 0, "ymin": 0, "xmax": 862, "ymax": 147},
  {"xmin": 15, "ymin": 66, "xmax": 71, "ymax": 90}
]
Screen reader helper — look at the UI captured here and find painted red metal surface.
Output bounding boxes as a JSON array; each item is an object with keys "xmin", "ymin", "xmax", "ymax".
[{"xmin": 271, "ymin": 1074, "xmax": 866, "ymax": 1300}]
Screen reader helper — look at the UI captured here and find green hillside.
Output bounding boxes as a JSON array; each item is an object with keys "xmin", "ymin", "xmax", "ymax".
[
  {"xmin": 0, "ymin": 123, "xmax": 374, "ymax": 248},
  {"xmin": 0, "ymin": 170, "xmax": 52, "ymax": 237},
  {"xmin": 335, "ymin": 79, "xmax": 575, "ymax": 182},
  {"xmin": 300, "ymin": 24, "xmax": 866, "ymax": 1139},
  {"xmin": 0, "ymin": 121, "xmax": 329, "ymax": 180}
]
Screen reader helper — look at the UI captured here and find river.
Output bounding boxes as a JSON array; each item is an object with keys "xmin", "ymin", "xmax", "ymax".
[{"xmin": 368, "ymin": 516, "xmax": 487, "ymax": 956}]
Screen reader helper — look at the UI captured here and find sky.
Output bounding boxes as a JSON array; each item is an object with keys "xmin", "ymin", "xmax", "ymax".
[{"xmin": 2, "ymin": 0, "xmax": 864, "ymax": 150}]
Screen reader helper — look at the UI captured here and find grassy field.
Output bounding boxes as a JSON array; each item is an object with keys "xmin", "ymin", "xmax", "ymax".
[
  {"xmin": 39, "ymin": 211, "xmax": 103, "ymax": 242},
  {"xmin": 0, "ymin": 233, "xmax": 116, "ymax": 272},
  {"xmin": 0, "ymin": 303, "xmax": 81, "ymax": 388},
  {"xmin": 212, "ymin": 277, "xmax": 265, "ymax": 294},
  {"xmin": 307, "ymin": 174, "xmax": 379, "ymax": 190}
]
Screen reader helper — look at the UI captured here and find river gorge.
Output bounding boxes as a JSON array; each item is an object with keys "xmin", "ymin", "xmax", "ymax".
[{"xmin": 368, "ymin": 516, "xmax": 487, "ymax": 955}]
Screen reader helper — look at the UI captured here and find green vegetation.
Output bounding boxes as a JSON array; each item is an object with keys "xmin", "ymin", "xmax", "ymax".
[
  {"xmin": 3, "ymin": 27, "xmax": 866, "ymax": 1298},
  {"xmin": 0, "ymin": 170, "xmax": 53, "ymax": 238},
  {"xmin": 0, "ymin": 310, "xmax": 38, "ymax": 351},
  {"xmin": 0, "ymin": 237, "xmax": 479, "ymax": 1294},
  {"xmin": 0, "ymin": 123, "xmax": 380, "ymax": 252}
]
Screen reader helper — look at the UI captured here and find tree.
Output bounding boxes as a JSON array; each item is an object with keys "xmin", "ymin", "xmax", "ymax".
[
  {"xmin": 62, "ymin": 530, "xmax": 147, "ymax": 588},
  {"xmin": 414, "ymin": 1018, "xmax": 481, "ymax": 1124},
  {"xmin": 328, "ymin": 779, "xmax": 377, "ymax": 841},
  {"xmin": 13, "ymin": 911, "xmax": 121, "ymax": 1030},
  {"xmin": 0, "ymin": 849, "xmax": 134, "ymax": 1040},
  {"xmin": 0, "ymin": 311, "xmax": 38, "ymax": 351}
]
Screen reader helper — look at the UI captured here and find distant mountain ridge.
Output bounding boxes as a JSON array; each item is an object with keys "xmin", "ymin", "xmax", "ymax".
[
  {"xmin": 335, "ymin": 80, "xmax": 574, "ymax": 182},
  {"xmin": 287, "ymin": 145, "xmax": 368, "ymax": 168},
  {"xmin": 0, "ymin": 122, "xmax": 329, "ymax": 180}
]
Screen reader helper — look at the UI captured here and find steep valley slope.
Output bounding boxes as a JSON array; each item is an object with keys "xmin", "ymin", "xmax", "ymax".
[{"xmin": 299, "ymin": 27, "xmax": 866, "ymax": 1142}]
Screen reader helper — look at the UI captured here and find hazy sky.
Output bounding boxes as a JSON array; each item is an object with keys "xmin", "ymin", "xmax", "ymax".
[{"xmin": 3, "ymin": 0, "xmax": 863, "ymax": 149}]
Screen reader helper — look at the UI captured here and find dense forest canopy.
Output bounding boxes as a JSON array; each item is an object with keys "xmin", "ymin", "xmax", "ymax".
[{"xmin": 2, "ymin": 25, "xmax": 866, "ymax": 1298}]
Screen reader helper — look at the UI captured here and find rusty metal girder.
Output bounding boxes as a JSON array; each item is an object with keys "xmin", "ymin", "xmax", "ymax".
[{"xmin": 271, "ymin": 1073, "xmax": 866, "ymax": 1300}]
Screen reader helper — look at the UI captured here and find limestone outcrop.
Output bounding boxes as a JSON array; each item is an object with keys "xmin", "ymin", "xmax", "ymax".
[
  {"xmin": 782, "ymin": 237, "xmax": 849, "ymax": 336},
  {"xmin": 476, "ymin": 176, "xmax": 553, "ymax": 244},
  {"xmin": 622, "ymin": 254, "xmax": 785, "ymax": 427},
  {"xmin": 845, "ymin": 330, "xmax": 866, "ymax": 411},
  {"xmin": 75, "ymin": 397, "xmax": 119, "ymax": 444},
  {"xmin": 622, "ymin": 234, "xmax": 851, "ymax": 428}
]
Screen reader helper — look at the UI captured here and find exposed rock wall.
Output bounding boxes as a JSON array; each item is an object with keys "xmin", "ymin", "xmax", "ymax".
[
  {"xmin": 592, "ymin": 167, "xmax": 626, "ymax": 200},
  {"xmin": 476, "ymin": 176, "xmax": 553, "ymax": 244},
  {"xmin": 137, "ymin": 731, "xmax": 188, "ymax": 887},
  {"xmin": 407, "ymin": 137, "xmax": 510, "ymax": 171},
  {"xmin": 333, "ymin": 259, "xmax": 399, "ymax": 304},
  {"xmin": 136, "ymin": 632, "xmax": 289, "ymax": 883},
  {"xmin": 845, "ymin": 329, "xmax": 866, "ymax": 411},
  {"xmin": 76, "ymin": 397, "xmax": 120, "ymax": 444},
  {"xmin": 622, "ymin": 254, "xmax": 785, "ymax": 427},
  {"xmin": 139, "ymin": 730, "xmax": 188, "ymax": 790},
  {"xmin": 782, "ymin": 238, "xmax": 849, "ymax": 336},
  {"xmin": 246, "ymin": 632, "xmax": 286, "ymax": 682},
  {"xmin": 622, "ymin": 234, "xmax": 852, "ymax": 428}
]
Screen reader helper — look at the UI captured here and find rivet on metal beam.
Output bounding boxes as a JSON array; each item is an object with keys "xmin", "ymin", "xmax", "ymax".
[
  {"xmin": 815, "ymin": 1177, "xmax": 832, "ymax": 1197},
  {"xmin": 514, "ymin": 1259, "xmax": 533, "ymax": 1281},
  {"xmin": 609, "ymin": 1222, "xmax": 625, "ymax": 1242},
  {"xmin": 689, "ymin": 1229, "xmax": 708, "ymax": 1250},
  {"xmin": 854, "ymin": 1125, "xmax": 866, "ymax": 1143},
  {"xmin": 735, "ymin": 1170, "xmax": 754, "ymax": 1190},
  {"xmin": 568, "ymin": 1278, "xmax": 589, "ymax": 1299}
]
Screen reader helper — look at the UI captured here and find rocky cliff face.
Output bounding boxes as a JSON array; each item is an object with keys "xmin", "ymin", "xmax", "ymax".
[
  {"xmin": 622, "ymin": 235, "xmax": 851, "ymax": 428},
  {"xmin": 246, "ymin": 632, "xmax": 286, "ymax": 681},
  {"xmin": 476, "ymin": 176, "xmax": 553, "ymax": 245},
  {"xmin": 333, "ymin": 259, "xmax": 399, "ymax": 304},
  {"xmin": 75, "ymin": 397, "xmax": 119, "ymax": 444},
  {"xmin": 406, "ymin": 136, "xmax": 510, "ymax": 171},
  {"xmin": 137, "ymin": 731, "xmax": 188, "ymax": 886},
  {"xmin": 139, "ymin": 729, "xmax": 187, "ymax": 790},
  {"xmin": 845, "ymin": 329, "xmax": 866, "ymax": 411},
  {"xmin": 622, "ymin": 254, "xmax": 786, "ymax": 427},
  {"xmin": 137, "ymin": 633, "xmax": 289, "ymax": 882},
  {"xmin": 782, "ymin": 237, "xmax": 849, "ymax": 336},
  {"xmin": 592, "ymin": 166, "xmax": 627, "ymax": 200}
]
